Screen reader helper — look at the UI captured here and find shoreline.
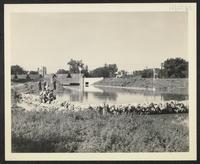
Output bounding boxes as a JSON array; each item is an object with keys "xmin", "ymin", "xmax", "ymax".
[
  {"xmin": 94, "ymin": 78, "xmax": 188, "ymax": 95},
  {"xmin": 12, "ymin": 81, "xmax": 189, "ymax": 112},
  {"xmin": 93, "ymin": 84, "xmax": 155, "ymax": 91},
  {"xmin": 14, "ymin": 92, "xmax": 189, "ymax": 114}
]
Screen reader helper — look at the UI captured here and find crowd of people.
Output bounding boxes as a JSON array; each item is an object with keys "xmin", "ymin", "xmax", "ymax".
[{"xmin": 38, "ymin": 74, "xmax": 57, "ymax": 104}]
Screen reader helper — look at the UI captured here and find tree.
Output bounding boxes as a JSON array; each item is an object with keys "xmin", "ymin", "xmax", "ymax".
[
  {"xmin": 117, "ymin": 70, "xmax": 128, "ymax": 78},
  {"xmin": 67, "ymin": 59, "xmax": 84, "ymax": 73},
  {"xmin": 90, "ymin": 64, "xmax": 118, "ymax": 78},
  {"xmin": 29, "ymin": 71, "xmax": 39, "ymax": 75},
  {"xmin": 90, "ymin": 67, "xmax": 109, "ymax": 78},
  {"xmin": 107, "ymin": 64, "xmax": 118, "ymax": 77},
  {"xmin": 11, "ymin": 65, "xmax": 27, "ymax": 75},
  {"xmin": 163, "ymin": 58, "xmax": 188, "ymax": 78},
  {"xmin": 141, "ymin": 69, "xmax": 153, "ymax": 78},
  {"xmin": 81, "ymin": 65, "xmax": 90, "ymax": 77},
  {"xmin": 56, "ymin": 69, "xmax": 69, "ymax": 74},
  {"xmin": 133, "ymin": 70, "xmax": 143, "ymax": 77},
  {"xmin": 133, "ymin": 68, "xmax": 160, "ymax": 78},
  {"xmin": 67, "ymin": 59, "xmax": 90, "ymax": 77}
]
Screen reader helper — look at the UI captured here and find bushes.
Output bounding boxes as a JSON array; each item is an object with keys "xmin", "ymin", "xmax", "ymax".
[{"xmin": 12, "ymin": 109, "xmax": 189, "ymax": 152}]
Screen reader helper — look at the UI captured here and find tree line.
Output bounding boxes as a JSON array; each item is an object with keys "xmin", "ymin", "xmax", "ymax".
[
  {"xmin": 11, "ymin": 57, "xmax": 188, "ymax": 78},
  {"xmin": 11, "ymin": 65, "xmax": 38, "ymax": 75},
  {"xmin": 133, "ymin": 58, "xmax": 188, "ymax": 78},
  {"xmin": 57, "ymin": 59, "xmax": 117, "ymax": 78}
]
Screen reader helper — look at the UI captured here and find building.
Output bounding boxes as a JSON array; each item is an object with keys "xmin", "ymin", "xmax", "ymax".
[
  {"xmin": 37, "ymin": 66, "xmax": 47, "ymax": 77},
  {"xmin": 57, "ymin": 73, "xmax": 103, "ymax": 87}
]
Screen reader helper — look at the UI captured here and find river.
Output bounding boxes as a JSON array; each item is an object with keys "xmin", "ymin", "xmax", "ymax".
[{"xmin": 55, "ymin": 85, "xmax": 188, "ymax": 105}]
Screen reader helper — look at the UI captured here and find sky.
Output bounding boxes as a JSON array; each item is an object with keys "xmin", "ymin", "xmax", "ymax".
[{"xmin": 10, "ymin": 12, "xmax": 188, "ymax": 73}]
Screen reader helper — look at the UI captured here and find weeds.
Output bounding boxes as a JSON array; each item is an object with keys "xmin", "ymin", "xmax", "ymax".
[{"xmin": 12, "ymin": 108, "xmax": 189, "ymax": 152}]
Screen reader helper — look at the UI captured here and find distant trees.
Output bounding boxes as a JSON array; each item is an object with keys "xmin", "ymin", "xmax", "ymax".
[
  {"xmin": 132, "ymin": 58, "xmax": 188, "ymax": 78},
  {"xmin": 11, "ymin": 65, "xmax": 39, "ymax": 76},
  {"xmin": 141, "ymin": 68, "xmax": 160, "ymax": 78},
  {"xmin": 81, "ymin": 65, "xmax": 90, "ymax": 77},
  {"xmin": 11, "ymin": 65, "xmax": 27, "ymax": 75},
  {"xmin": 162, "ymin": 58, "xmax": 188, "ymax": 78},
  {"xmin": 141, "ymin": 69, "xmax": 153, "ymax": 78},
  {"xmin": 29, "ymin": 71, "xmax": 39, "ymax": 75},
  {"xmin": 66, "ymin": 59, "xmax": 118, "ymax": 78},
  {"xmin": 11, "ymin": 57, "xmax": 188, "ymax": 79},
  {"xmin": 67, "ymin": 59, "xmax": 90, "ymax": 77},
  {"xmin": 11, "ymin": 65, "xmax": 40, "ymax": 81},
  {"xmin": 56, "ymin": 69, "xmax": 69, "ymax": 74},
  {"xmin": 106, "ymin": 64, "xmax": 118, "ymax": 77},
  {"xmin": 116, "ymin": 70, "xmax": 128, "ymax": 78},
  {"xmin": 132, "ymin": 70, "xmax": 143, "ymax": 77},
  {"xmin": 132, "ymin": 69, "xmax": 158, "ymax": 78},
  {"xmin": 65, "ymin": 58, "xmax": 188, "ymax": 79},
  {"xmin": 90, "ymin": 67, "xmax": 109, "ymax": 78},
  {"xmin": 67, "ymin": 59, "xmax": 84, "ymax": 73},
  {"xmin": 90, "ymin": 64, "xmax": 118, "ymax": 78}
]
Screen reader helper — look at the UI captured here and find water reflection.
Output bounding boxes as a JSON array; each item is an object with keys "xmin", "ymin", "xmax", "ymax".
[
  {"xmin": 60, "ymin": 85, "xmax": 188, "ymax": 104},
  {"xmin": 161, "ymin": 93, "xmax": 188, "ymax": 101},
  {"xmin": 92, "ymin": 91, "xmax": 117, "ymax": 101}
]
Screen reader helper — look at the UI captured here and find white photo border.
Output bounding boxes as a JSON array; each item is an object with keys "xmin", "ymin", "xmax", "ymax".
[{"xmin": 4, "ymin": 3, "xmax": 197, "ymax": 161}]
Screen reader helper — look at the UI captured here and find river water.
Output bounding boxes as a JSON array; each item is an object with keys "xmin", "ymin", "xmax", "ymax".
[{"xmin": 56, "ymin": 85, "xmax": 188, "ymax": 105}]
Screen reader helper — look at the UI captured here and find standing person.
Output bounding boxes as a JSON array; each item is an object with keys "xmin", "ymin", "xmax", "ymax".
[
  {"xmin": 43, "ymin": 81, "xmax": 47, "ymax": 90},
  {"xmin": 45, "ymin": 82, "xmax": 49, "ymax": 90},
  {"xmin": 38, "ymin": 80, "xmax": 42, "ymax": 91},
  {"xmin": 52, "ymin": 74, "xmax": 57, "ymax": 90},
  {"xmin": 53, "ymin": 80, "xmax": 56, "ymax": 90}
]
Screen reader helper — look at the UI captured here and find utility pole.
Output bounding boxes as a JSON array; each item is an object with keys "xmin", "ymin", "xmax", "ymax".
[
  {"xmin": 161, "ymin": 63, "xmax": 164, "ymax": 78},
  {"xmin": 152, "ymin": 68, "xmax": 156, "ymax": 91}
]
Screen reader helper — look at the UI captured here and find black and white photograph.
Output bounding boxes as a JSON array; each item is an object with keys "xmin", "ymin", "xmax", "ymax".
[{"xmin": 4, "ymin": 3, "xmax": 197, "ymax": 161}]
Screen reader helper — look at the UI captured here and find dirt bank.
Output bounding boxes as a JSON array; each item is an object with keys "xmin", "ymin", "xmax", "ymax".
[
  {"xmin": 94, "ymin": 78, "xmax": 188, "ymax": 94},
  {"xmin": 12, "ymin": 76, "xmax": 65, "ymax": 93},
  {"xmin": 11, "ymin": 76, "xmax": 66, "ymax": 106}
]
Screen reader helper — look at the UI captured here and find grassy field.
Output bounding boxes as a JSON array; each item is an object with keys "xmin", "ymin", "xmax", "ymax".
[{"xmin": 12, "ymin": 108, "xmax": 189, "ymax": 152}]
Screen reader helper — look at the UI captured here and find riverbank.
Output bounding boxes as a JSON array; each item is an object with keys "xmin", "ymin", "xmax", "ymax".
[
  {"xmin": 11, "ymin": 77, "xmax": 66, "ymax": 107},
  {"xmin": 94, "ymin": 78, "xmax": 188, "ymax": 94},
  {"xmin": 11, "ymin": 78, "xmax": 189, "ymax": 153},
  {"xmin": 12, "ymin": 76, "xmax": 66, "ymax": 94},
  {"xmin": 13, "ymin": 92, "xmax": 188, "ymax": 115},
  {"xmin": 11, "ymin": 77, "xmax": 189, "ymax": 112}
]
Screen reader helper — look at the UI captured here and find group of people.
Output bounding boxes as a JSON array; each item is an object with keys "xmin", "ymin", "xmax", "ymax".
[
  {"xmin": 39, "ymin": 89, "xmax": 56, "ymax": 104},
  {"xmin": 38, "ymin": 74, "xmax": 57, "ymax": 104}
]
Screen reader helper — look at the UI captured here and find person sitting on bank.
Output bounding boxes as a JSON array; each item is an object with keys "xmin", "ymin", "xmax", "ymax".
[
  {"xmin": 47, "ymin": 90, "xmax": 56, "ymax": 104},
  {"xmin": 39, "ymin": 90, "xmax": 48, "ymax": 103},
  {"xmin": 39, "ymin": 89, "xmax": 56, "ymax": 103}
]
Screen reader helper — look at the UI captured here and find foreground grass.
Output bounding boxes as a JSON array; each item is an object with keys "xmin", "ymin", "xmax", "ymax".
[{"xmin": 12, "ymin": 108, "xmax": 189, "ymax": 152}]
